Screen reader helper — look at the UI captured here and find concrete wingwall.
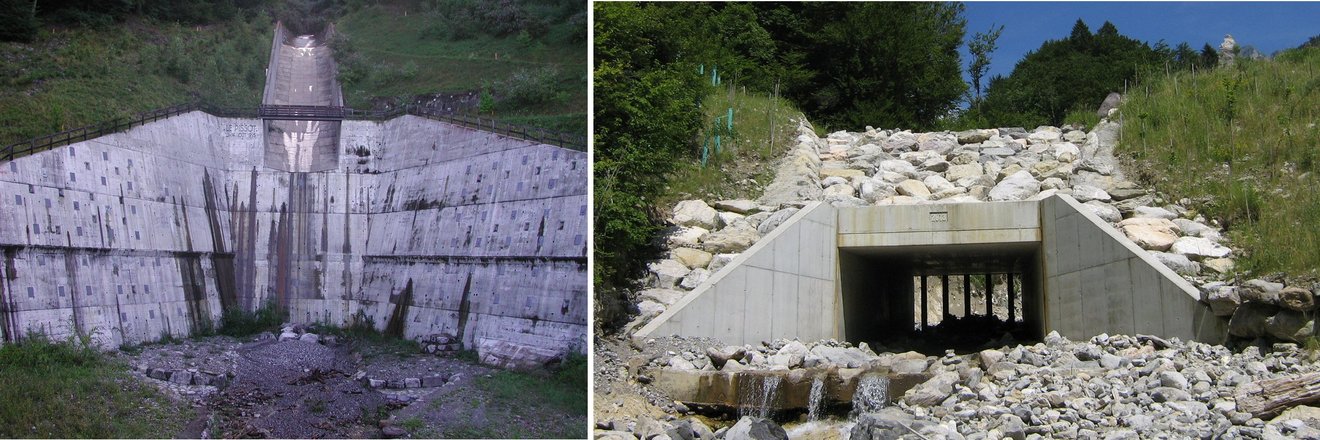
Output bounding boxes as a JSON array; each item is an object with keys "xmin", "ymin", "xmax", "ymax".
[
  {"xmin": 636, "ymin": 202, "xmax": 840, "ymax": 345},
  {"xmin": 1040, "ymin": 195, "xmax": 1225, "ymax": 343},
  {"xmin": 0, "ymin": 112, "xmax": 587, "ymax": 362}
]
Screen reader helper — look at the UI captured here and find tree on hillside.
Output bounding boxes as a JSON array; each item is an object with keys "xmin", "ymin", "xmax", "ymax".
[
  {"xmin": 1200, "ymin": 43, "xmax": 1220, "ymax": 68},
  {"xmin": 760, "ymin": 2, "xmax": 967, "ymax": 130},
  {"xmin": 0, "ymin": 0, "xmax": 38, "ymax": 42},
  {"xmin": 978, "ymin": 19, "xmax": 1159, "ymax": 126},
  {"xmin": 593, "ymin": 2, "xmax": 707, "ymax": 291},
  {"xmin": 968, "ymin": 24, "xmax": 1004, "ymax": 103},
  {"xmin": 1069, "ymin": 19, "xmax": 1092, "ymax": 49}
]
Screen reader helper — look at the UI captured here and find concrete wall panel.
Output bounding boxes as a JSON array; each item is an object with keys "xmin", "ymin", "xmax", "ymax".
[
  {"xmin": 637, "ymin": 203, "xmax": 840, "ymax": 345},
  {"xmin": 0, "ymin": 112, "xmax": 587, "ymax": 359},
  {"xmin": 1041, "ymin": 195, "xmax": 1223, "ymax": 343}
]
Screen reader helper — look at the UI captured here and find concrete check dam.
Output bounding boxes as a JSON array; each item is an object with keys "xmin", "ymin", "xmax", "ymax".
[{"xmin": 0, "ymin": 22, "xmax": 587, "ymax": 368}]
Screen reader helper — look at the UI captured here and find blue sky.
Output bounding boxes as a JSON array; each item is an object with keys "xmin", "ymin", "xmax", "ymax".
[{"xmin": 961, "ymin": 2, "xmax": 1320, "ymax": 83}]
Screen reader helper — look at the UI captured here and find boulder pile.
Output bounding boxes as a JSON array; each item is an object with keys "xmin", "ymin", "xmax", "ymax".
[{"xmin": 601, "ymin": 332, "xmax": 1320, "ymax": 439}]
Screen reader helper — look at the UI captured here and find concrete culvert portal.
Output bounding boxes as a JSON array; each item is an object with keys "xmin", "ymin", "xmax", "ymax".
[{"xmin": 637, "ymin": 196, "xmax": 1226, "ymax": 348}]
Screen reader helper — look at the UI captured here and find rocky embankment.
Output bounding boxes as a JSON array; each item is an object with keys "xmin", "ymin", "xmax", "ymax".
[{"xmin": 599, "ymin": 332, "xmax": 1320, "ymax": 439}]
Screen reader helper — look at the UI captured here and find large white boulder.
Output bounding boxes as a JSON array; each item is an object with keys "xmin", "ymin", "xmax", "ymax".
[
  {"xmin": 671, "ymin": 200, "xmax": 722, "ymax": 230},
  {"xmin": 988, "ymin": 170, "xmax": 1041, "ymax": 201}
]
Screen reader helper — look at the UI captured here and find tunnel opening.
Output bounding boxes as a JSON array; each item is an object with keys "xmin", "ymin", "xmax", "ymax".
[{"xmin": 839, "ymin": 242, "xmax": 1044, "ymax": 355}]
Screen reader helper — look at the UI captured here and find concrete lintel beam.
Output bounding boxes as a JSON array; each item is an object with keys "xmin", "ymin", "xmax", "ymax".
[{"xmin": 837, "ymin": 228, "xmax": 1040, "ymax": 248}]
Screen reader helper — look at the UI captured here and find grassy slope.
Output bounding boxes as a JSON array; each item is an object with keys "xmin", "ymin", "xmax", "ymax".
[
  {"xmin": 0, "ymin": 338, "xmax": 193, "ymax": 437},
  {"xmin": 430, "ymin": 354, "xmax": 588, "ymax": 438},
  {"xmin": 334, "ymin": 2, "xmax": 586, "ymax": 136},
  {"xmin": 658, "ymin": 87, "xmax": 804, "ymax": 209},
  {"xmin": 1119, "ymin": 48, "xmax": 1320, "ymax": 277},
  {"xmin": 0, "ymin": 17, "xmax": 270, "ymax": 146}
]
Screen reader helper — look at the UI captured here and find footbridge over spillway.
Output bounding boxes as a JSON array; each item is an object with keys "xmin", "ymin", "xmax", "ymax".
[
  {"xmin": 636, "ymin": 195, "xmax": 1226, "ymax": 347},
  {"xmin": 0, "ymin": 22, "xmax": 587, "ymax": 369}
]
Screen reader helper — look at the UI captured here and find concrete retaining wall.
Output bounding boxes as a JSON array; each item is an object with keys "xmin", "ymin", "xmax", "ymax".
[
  {"xmin": 0, "ymin": 112, "xmax": 587, "ymax": 363},
  {"xmin": 1040, "ymin": 195, "xmax": 1224, "ymax": 342},
  {"xmin": 636, "ymin": 202, "xmax": 839, "ymax": 344}
]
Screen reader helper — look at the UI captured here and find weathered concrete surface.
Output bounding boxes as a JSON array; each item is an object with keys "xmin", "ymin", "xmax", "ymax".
[
  {"xmin": 635, "ymin": 195, "xmax": 1220, "ymax": 346},
  {"xmin": 0, "ymin": 112, "xmax": 587, "ymax": 364},
  {"xmin": 1040, "ymin": 194, "xmax": 1224, "ymax": 342},
  {"xmin": 649, "ymin": 367, "xmax": 929, "ymax": 413},
  {"xmin": 636, "ymin": 202, "xmax": 839, "ymax": 344}
]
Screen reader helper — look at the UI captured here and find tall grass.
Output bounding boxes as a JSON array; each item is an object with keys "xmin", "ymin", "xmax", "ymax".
[
  {"xmin": 435, "ymin": 352, "xmax": 587, "ymax": 438},
  {"xmin": 1118, "ymin": 47, "xmax": 1320, "ymax": 277},
  {"xmin": 660, "ymin": 86, "xmax": 803, "ymax": 207},
  {"xmin": 0, "ymin": 335, "xmax": 192, "ymax": 437},
  {"xmin": 333, "ymin": 2, "xmax": 586, "ymax": 136},
  {"xmin": 0, "ymin": 16, "xmax": 270, "ymax": 145}
]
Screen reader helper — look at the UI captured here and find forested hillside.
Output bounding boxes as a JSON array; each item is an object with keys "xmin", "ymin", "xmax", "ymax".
[{"xmin": 963, "ymin": 19, "xmax": 1220, "ymax": 129}]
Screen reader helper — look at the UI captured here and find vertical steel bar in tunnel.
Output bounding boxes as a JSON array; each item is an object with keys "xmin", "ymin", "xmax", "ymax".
[
  {"xmin": 941, "ymin": 275, "xmax": 949, "ymax": 320},
  {"xmin": 984, "ymin": 273, "xmax": 993, "ymax": 317},
  {"xmin": 963, "ymin": 275, "xmax": 971, "ymax": 317},
  {"xmin": 1008, "ymin": 273, "xmax": 1016, "ymax": 322},
  {"xmin": 920, "ymin": 275, "xmax": 928, "ymax": 328}
]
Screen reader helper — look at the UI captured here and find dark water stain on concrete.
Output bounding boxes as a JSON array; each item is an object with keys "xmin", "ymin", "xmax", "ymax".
[
  {"xmin": 1, "ymin": 247, "xmax": 17, "ymax": 342},
  {"xmin": 202, "ymin": 170, "xmax": 238, "ymax": 313},
  {"xmin": 385, "ymin": 279, "xmax": 413, "ymax": 338},
  {"xmin": 455, "ymin": 273, "xmax": 473, "ymax": 346},
  {"xmin": 62, "ymin": 251, "xmax": 84, "ymax": 337},
  {"xmin": 176, "ymin": 255, "xmax": 213, "ymax": 333}
]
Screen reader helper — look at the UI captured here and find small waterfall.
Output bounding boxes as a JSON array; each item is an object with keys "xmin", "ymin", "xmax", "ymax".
[
  {"xmin": 806, "ymin": 376, "xmax": 826, "ymax": 421},
  {"xmin": 852, "ymin": 373, "xmax": 890, "ymax": 415},
  {"xmin": 738, "ymin": 374, "xmax": 783, "ymax": 419}
]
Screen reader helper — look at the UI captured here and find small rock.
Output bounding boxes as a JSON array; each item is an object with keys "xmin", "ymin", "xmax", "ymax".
[
  {"xmin": 1279, "ymin": 287, "xmax": 1316, "ymax": 312},
  {"xmin": 671, "ymin": 248, "xmax": 714, "ymax": 270},
  {"xmin": 713, "ymin": 199, "xmax": 760, "ymax": 214},
  {"xmin": 724, "ymin": 417, "xmax": 788, "ymax": 440},
  {"xmin": 1170, "ymin": 236, "xmax": 1231, "ymax": 260}
]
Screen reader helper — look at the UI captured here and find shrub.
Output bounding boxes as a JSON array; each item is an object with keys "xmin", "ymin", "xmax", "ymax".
[
  {"xmin": 217, "ymin": 297, "xmax": 286, "ymax": 337},
  {"xmin": 0, "ymin": 0, "xmax": 39, "ymax": 42},
  {"xmin": 496, "ymin": 66, "xmax": 562, "ymax": 107}
]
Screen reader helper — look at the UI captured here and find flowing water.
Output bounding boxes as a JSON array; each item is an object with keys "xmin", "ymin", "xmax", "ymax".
[
  {"xmin": 738, "ymin": 374, "xmax": 783, "ymax": 419},
  {"xmin": 852, "ymin": 373, "xmax": 890, "ymax": 415},
  {"xmin": 806, "ymin": 376, "xmax": 826, "ymax": 422}
]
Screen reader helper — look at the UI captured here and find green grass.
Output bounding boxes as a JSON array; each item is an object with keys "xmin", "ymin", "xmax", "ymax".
[
  {"xmin": 439, "ymin": 353, "xmax": 587, "ymax": 438},
  {"xmin": 659, "ymin": 87, "xmax": 803, "ymax": 208},
  {"xmin": 0, "ymin": 16, "xmax": 270, "ymax": 146},
  {"xmin": 216, "ymin": 297, "xmax": 287, "ymax": 337},
  {"xmin": 317, "ymin": 311, "xmax": 421, "ymax": 360},
  {"xmin": 333, "ymin": 1, "xmax": 586, "ymax": 136},
  {"xmin": 0, "ymin": 336, "xmax": 193, "ymax": 438},
  {"xmin": 1118, "ymin": 47, "xmax": 1320, "ymax": 278},
  {"xmin": 1062, "ymin": 106, "xmax": 1102, "ymax": 130}
]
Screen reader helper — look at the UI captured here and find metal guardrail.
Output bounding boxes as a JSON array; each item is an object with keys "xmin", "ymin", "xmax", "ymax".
[
  {"xmin": 2, "ymin": 102, "xmax": 585, "ymax": 161},
  {"xmin": 259, "ymin": 104, "xmax": 346, "ymax": 121}
]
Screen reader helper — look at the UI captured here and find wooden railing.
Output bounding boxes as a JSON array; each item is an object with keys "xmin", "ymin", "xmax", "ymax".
[{"xmin": 2, "ymin": 103, "xmax": 585, "ymax": 161}]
